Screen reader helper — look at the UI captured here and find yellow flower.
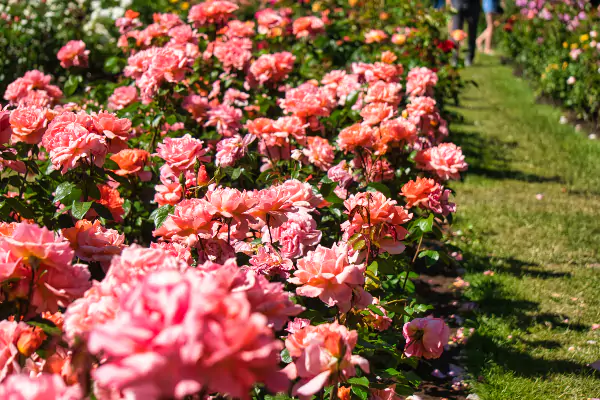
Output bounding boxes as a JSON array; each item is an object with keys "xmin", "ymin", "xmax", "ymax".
[
  {"xmin": 169, "ymin": 0, "xmax": 178, "ymax": 3},
  {"xmin": 563, "ymin": 42, "xmax": 568, "ymax": 48},
  {"xmin": 570, "ymin": 43, "xmax": 579, "ymax": 50},
  {"xmin": 584, "ymin": 44, "xmax": 589, "ymax": 49},
  {"xmin": 349, "ymin": 0, "xmax": 358, "ymax": 6},
  {"xmin": 181, "ymin": 1, "xmax": 189, "ymax": 9},
  {"xmin": 580, "ymin": 34, "xmax": 590, "ymax": 42},
  {"xmin": 562, "ymin": 62, "xmax": 568, "ymax": 70},
  {"xmin": 312, "ymin": 2, "xmax": 321, "ymax": 12}
]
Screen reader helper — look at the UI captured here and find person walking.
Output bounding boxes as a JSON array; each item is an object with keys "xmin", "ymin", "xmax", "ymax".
[
  {"xmin": 447, "ymin": 0, "xmax": 481, "ymax": 67},
  {"xmin": 476, "ymin": 0, "xmax": 503, "ymax": 54}
]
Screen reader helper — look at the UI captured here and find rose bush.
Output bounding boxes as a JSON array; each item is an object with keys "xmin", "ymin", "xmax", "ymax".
[
  {"xmin": 499, "ymin": 0, "xmax": 600, "ymax": 128},
  {"xmin": 0, "ymin": 0, "xmax": 465, "ymax": 398}
]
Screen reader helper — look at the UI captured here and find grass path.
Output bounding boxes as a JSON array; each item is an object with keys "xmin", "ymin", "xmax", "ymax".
[{"xmin": 448, "ymin": 55, "xmax": 600, "ymax": 399}]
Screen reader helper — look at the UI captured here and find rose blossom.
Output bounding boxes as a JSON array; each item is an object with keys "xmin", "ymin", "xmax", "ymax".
[
  {"xmin": 403, "ymin": 316, "xmax": 450, "ymax": 359},
  {"xmin": 0, "ymin": 222, "xmax": 91, "ymax": 315},
  {"xmin": 215, "ymin": 134, "xmax": 255, "ymax": 167},
  {"xmin": 406, "ymin": 67, "xmax": 438, "ymax": 97},
  {"xmin": 110, "ymin": 148, "xmax": 151, "ymax": 181},
  {"xmin": 292, "ymin": 16, "xmax": 325, "ymax": 38},
  {"xmin": 91, "ymin": 111, "xmax": 132, "ymax": 153},
  {"xmin": 182, "ymin": 95, "xmax": 210, "ymax": 123},
  {"xmin": 248, "ymin": 244, "xmax": 294, "ymax": 278},
  {"xmin": 302, "ymin": 136, "xmax": 334, "ymax": 171},
  {"xmin": 107, "ymin": 86, "xmax": 138, "ymax": 110},
  {"xmin": 288, "ymin": 243, "xmax": 369, "ymax": 312},
  {"xmin": 337, "ymin": 123, "xmax": 376, "ymax": 153},
  {"xmin": 247, "ymin": 52, "xmax": 295, "ymax": 86},
  {"xmin": 205, "ymin": 104, "xmax": 242, "ymax": 137},
  {"xmin": 188, "ymin": 0, "xmax": 239, "ymax": 26},
  {"xmin": 341, "ymin": 191, "xmax": 412, "ymax": 255},
  {"xmin": 57, "ymin": 40, "xmax": 89, "ymax": 69},
  {"xmin": 42, "ymin": 111, "xmax": 107, "ymax": 173},
  {"xmin": 156, "ymin": 134, "xmax": 210, "ymax": 173},
  {"xmin": 88, "ymin": 269, "xmax": 287, "ymax": 399},
  {"xmin": 9, "ymin": 106, "xmax": 47, "ymax": 144},
  {"xmin": 62, "ymin": 219, "xmax": 126, "ymax": 271},
  {"xmin": 263, "ymin": 211, "xmax": 321, "ymax": 259},
  {"xmin": 284, "ymin": 322, "xmax": 369, "ymax": 397},
  {"xmin": 414, "ymin": 143, "xmax": 468, "ymax": 180},
  {"xmin": 0, "ymin": 373, "xmax": 82, "ymax": 399},
  {"xmin": 360, "ymin": 102, "xmax": 395, "ymax": 126},
  {"xmin": 401, "ymin": 177, "xmax": 456, "ymax": 216}
]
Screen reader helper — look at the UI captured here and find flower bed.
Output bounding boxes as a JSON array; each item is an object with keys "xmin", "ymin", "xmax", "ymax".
[
  {"xmin": 499, "ymin": 0, "xmax": 600, "ymax": 128},
  {"xmin": 0, "ymin": 1, "xmax": 468, "ymax": 399}
]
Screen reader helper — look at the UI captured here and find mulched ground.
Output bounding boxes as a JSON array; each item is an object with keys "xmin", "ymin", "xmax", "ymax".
[{"xmin": 410, "ymin": 263, "xmax": 471, "ymax": 400}]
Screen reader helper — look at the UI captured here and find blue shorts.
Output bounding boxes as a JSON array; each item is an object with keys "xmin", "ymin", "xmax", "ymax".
[
  {"xmin": 483, "ymin": 0, "xmax": 500, "ymax": 13},
  {"xmin": 433, "ymin": 0, "xmax": 445, "ymax": 9}
]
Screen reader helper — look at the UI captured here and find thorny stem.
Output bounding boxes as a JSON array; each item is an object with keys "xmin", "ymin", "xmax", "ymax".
[{"xmin": 404, "ymin": 235, "xmax": 423, "ymax": 292}]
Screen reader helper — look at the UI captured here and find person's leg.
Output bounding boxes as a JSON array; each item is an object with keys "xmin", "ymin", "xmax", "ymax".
[
  {"xmin": 476, "ymin": 13, "xmax": 492, "ymax": 50},
  {"xmin": 451, "ymin": 7, "xmax": 465, "ymax": 65},
  {"xmin": 484, "ymin": 12, "xmax": 495, "ymax": 53},
  {"xmin": 465, "ymin": 4, "xmax": 481, "ymax": 64}
]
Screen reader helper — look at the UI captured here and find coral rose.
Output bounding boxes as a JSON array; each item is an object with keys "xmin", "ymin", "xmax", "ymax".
[
  {"xmin": 57, "ymin": 40, "xmax": 89, "ymax": 69},
  {"xmin": 9, "ymin": 106, "xmax": 47, "ymax": 144},
  {"xmin": 107, "ymin": 86, "xmax": 138, "ymax": 111}
]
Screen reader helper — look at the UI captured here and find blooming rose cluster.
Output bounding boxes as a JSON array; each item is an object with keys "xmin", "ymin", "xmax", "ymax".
[
  {"xmin": 4, "ymin": 70, "xmax": 63, "ymax": 107},
  {"xmin": 0, "ymin": 4, "xmax": 466, "ymax": 399}
]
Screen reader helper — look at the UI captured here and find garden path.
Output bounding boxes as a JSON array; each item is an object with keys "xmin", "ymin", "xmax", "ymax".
[{"xmin": 447, "ymin": 54, "xmax": 600, "ymax": 399}]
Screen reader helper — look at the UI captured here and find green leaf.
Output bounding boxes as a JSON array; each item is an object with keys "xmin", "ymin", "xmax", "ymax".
[
  {"xmin": 366, "ymin": 182, "xmax": 391, "ymax": 198},
  {"xmin": 418, "ymin": 250, "xmax": 440, "ymax": 266},
  {"xmin": 231, "ymin": 167, "xmax": 243, "ymax": 180},
  {"xmin": 71, "ymin": 201, "xmax": 93, "ymax": 220},
  {"xmin": 351, "ymin": 384, "xmax": 368, "ymax": 400},
  {"xmin": 27, "ymin": 320, "xmax": 61, "ymax": 336},
  {"xmin": 367, "ymin": 304, "xmax": 385, "ymax": 316},
  {"xmin": 417, "ymin": 213, "xmax": 434, "ymax": 233},
  {"xmin": 3, "ymin": 197, "xmax": 35, "ymax": 220},
  {"xmin": 53, "ymin": 181, "xmax": 82, "ymax": 204},
  {"xmin": 150, "ymin": 205, "xmax": 174, "ymax": 228},
  {"xmin": 104, "ymin": 56, "xmax": 123, "ymax": 74},
  {"xmin": 64, "ymin": 75, "xmax": 82, "ymax": 97},
  {"xmin": 91, "ymin": 202, "xmax": 114, "ymax": 220},
  {"xmin": 348, "ymin": 376, "xmax": 370, "ymax": 387},
  {"xmin": 280, "ymin": 348, "xmax": 292, "ymax": 364}
]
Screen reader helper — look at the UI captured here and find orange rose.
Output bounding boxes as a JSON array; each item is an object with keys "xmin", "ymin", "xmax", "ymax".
[
  {"xmin": 400, "ymin": 177, "xmax": 437, "ymax": 208},
  {"xmin": 451, "ymin": 29, "xmax": 468, "ymax": 42},
  {"xmin": 110, "ymin": 148, "xmax": 151, "ymax": 181},
  {"xmin": 17, "ymin": 326, "xmax": 47, "ymax": 357}
]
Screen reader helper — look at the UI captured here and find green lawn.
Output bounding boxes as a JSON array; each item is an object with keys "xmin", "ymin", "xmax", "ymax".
[{"xmin": 448, "ymin": 55, "xmax": 600, "ymax": 399}]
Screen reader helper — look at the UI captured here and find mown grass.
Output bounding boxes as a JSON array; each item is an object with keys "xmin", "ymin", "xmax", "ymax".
[{"xmin": 448, "ymin": 55, "xmax": 600, "ymax": 399}]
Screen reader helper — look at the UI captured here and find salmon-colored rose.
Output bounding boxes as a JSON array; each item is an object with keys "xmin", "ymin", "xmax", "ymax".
[
  {"xmin": 110, "ymin": 148, "xmax": 151, "ymax": 181},
  {"xmin": 9, "ymin": 106, "xmax": 47, "ymax": 144}
]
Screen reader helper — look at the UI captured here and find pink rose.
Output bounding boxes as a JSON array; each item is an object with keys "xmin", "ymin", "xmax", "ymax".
[
  {"xmin": 9, "ymin": 106, "xmax": 47, "ymax": 144},
  {"xmin": 403, "ymin": 316, "xmax": 450, "ymax": 359},
  {"xmin": 88, "ymin": 269, "xmax": 286, "ymax": 399},
  {"xmin": 0, "ymin": 373, "xmax": 82, "ymax": 399},
  {"xmin": 57, "ymin": 40, "xmax": 89, "ymax": 68},
  {"xmin": 415, "ymin": 143, "xmax": 468, "ymax": 180},
  {"xmin": 289, "ymin": 243, "xmax": 369, "ymax": 312},
  {"xmin": 155, "ymin": 133, "xmax": 210, "ymax": 173},
  {"xmin": 284, "ymin": 322, "xmax": 369, "ymax": 397},
  {"xmin": 62, "ymin": 220, "xmax": 126, "ymax": 271},
  {"xmin": 107, "ymin": 86, "xmax": 138, "ymax": 110}
]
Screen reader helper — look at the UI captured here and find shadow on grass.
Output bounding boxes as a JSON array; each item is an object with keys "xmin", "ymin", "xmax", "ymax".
[
  {"xmin": 466, "ymin": 333, "xmax": 597, "ymax": 379},
  {"xmin": 460, "ymin": 250, "xmax": 598, "ymax": 381},
  {"xmin": 451, "ymin": 126, "xmax": 564, "ymax": 184}
]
